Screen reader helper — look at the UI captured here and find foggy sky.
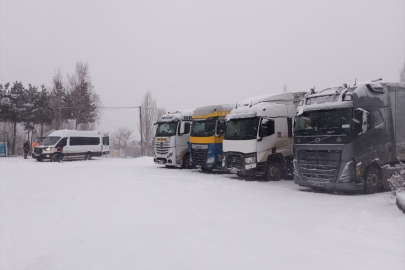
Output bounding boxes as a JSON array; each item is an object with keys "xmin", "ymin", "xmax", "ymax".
[{"xmin": 1, "ymin": 0, "xmax": 404, "ymax": 139}]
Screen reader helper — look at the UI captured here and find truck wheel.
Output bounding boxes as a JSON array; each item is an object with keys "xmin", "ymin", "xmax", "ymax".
[
  {"xmin": 364, "ymin": 166, "xmax": 380, "ymax": 194},
  {"xmin": 265, "ymin": 162, "xmax": 282, "ymax": 181},
  {"xmin": 182, "ymin": 154, "xmax": 190, "ymax": 169}
]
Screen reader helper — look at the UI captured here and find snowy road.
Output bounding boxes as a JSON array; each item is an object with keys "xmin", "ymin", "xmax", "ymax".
[{"xmin": 1, "ymin": 157, "xmax": 404, "ymax": 270}]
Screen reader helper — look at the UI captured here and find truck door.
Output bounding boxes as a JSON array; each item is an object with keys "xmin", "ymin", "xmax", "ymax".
[
  {"xmin": 176, "ymin": 121, "xmax": 191, "ymax": 162},
  {"xmin": 257, "ymin": 118, "xmax": 276, "ymax": 162}
]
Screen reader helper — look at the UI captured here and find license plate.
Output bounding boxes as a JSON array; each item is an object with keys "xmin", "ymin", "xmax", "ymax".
[
  {"xmin": 245, "ymin": 163, "xmax": 256, "ymax": 170},
  {"xmin": 310, "ymin": 181, "xmax": 324, "ymax": 187},
  {"xmin": 229, "ymin": 168, "xmax": 238, "ymax": 174}
]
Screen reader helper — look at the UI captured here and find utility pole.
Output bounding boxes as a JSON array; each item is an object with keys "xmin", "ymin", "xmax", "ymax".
[{"xmin": 139, "ymin": 106, "xmax": 144, "ymax": 156}]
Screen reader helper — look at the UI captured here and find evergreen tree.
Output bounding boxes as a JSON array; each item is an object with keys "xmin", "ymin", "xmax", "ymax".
[
  {"xmin": 35, "ymin": 85, "xmax": 53, "ymax": 138},
  {"xmin": 0, "ymin": 83, "xmax": 11, "ymax": 122},
  {"xmin": 21, "ymin": 84, "xmax": 40, "ymax": 145},
  {"xmin": 66, "ymin": 62, "xmax": 98, "ymax": 129},
  {"xmin": 8, "ymin": 82, "xmax": 26, "ymax": 154},
  {"xmin": 49, "ymin": 70, "xmax": 68, "ymax": 129}
]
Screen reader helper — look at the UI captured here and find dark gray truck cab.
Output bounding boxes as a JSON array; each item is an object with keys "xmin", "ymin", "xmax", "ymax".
[{"xmin": 293, "ymin": 82, "xmax": 405, "ymax": 193}]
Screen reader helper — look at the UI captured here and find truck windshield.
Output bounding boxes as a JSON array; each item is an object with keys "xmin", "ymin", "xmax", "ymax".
[
  {"xmin": 191, "ymin": 120, "xmax": 216, "ymax": 137},
  {"xmin": 225, "ymin": 117, "xmax": 259, "ymax": 140},
  {"xmin": 295, "ymin": 108, "xmax": 353, "ymax": 136},
  {"xmin": 41, "ymin": 136, "xmax": 61, "ymax": 146},
  {"xmin": 155, "ymin": 122, "xmax": 178, "ymax": 137}
]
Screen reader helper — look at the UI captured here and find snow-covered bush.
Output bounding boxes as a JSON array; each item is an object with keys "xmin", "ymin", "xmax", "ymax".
[{"xmin": 388, "ymin": 162, "xmax": 405, "ymax": 213}]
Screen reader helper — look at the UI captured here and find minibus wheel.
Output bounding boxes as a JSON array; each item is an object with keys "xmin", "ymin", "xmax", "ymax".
[
  {"xmin": 84, "ymin": 153, "xmax": 92, "ymax": 160},
  {"xmin": 364, "ymin": 166, "xmax": 380, "ymax": 194}
]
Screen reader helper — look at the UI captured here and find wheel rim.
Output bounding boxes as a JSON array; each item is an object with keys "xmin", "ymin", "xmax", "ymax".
[
  {"xmin": 366, "ymin": 172, "xmax": 378, "ymax": 187},
  {"xmin": 269, "ymin": 165, "xmax": 281, "ymax": 179}
]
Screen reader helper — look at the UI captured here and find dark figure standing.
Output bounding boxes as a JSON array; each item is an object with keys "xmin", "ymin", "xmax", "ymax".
[
  {"xmin": 55, "ymin": 145, "xmax": 64, "ymax": 162},
  {"xmin": 23, "ymin": 141, "xmax": 29, "ymax": 159}
]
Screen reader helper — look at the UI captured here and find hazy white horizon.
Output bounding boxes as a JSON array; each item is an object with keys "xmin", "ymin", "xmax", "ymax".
[{"xmin": 1, "ymin": 0, "xmax": 404, "ymax": 139}]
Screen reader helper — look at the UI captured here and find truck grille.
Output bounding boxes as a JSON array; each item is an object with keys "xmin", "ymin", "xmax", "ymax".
[
  {"xmin": 226, "ymin": 153, "xmax": 243, "ymax": 170},
  {"xmin": 155, "ymin": 141, "xmax": 170, "ymax": 155},
  {"xmin": 192, "ymin": 148, "xmax": 208, "ymax": 165},
  {"xmin": 298, "ymin": 150, "xmax": 340, "ymax": 182}
]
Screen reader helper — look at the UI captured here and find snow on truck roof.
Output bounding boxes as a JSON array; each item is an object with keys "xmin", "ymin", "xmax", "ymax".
[
  {"xmin": 47, "ymin": 130, "xmax": 108, "ymax": 137},
  {"xmin": 226, "ymin": 91, "xmax": 304, "ymax": 120},
  {"xmin": 193, "ymin": 104, "xmax": 234, "ymax": 119},
  {"xmin": 157, "ymin": 109, "xmax": 195, "ymax": 122},
  {"xmin": 240, "ymin": 92, "xmax": 306, "ymax": 106},
  {"xmin": 226, "ymin": 103, "xmax": 296, "ymax": 120}
]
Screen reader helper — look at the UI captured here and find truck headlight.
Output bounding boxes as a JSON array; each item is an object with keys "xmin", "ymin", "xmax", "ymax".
[
  {"xmin": 340, "ymin": 160, "xmax": 354, "ymax": 183},
  {"xmin": 207, "ymin": 157, "xmax": 215, "ymax": 164},
  {"xmin": 245, "ymin": 156, "xmax": 256, "ymax": 164}
]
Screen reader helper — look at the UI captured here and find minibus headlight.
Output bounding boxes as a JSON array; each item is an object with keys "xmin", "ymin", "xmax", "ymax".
[{"xmin": 45, "ymin": 147, "xmax": 52, "ymax": 151}]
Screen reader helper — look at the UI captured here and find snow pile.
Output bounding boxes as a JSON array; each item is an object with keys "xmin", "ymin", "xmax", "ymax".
[
  {"xmin": 1, "ymin": 157, "xmax": 404, "ymax": 270},
  {"xmin": 387, "ymin": 162, "xmax": 405, "ymax": 213},
  {"xmin": 396, "ymin": 192, "xmax": 405, "ymax": 213}
]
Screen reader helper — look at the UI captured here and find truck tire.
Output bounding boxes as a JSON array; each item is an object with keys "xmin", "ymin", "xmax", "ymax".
[
  {"xmin": 182, "ymin": 153, "xmax": 191, "ymax": 169},
  {"xmin": 264, "ymin": 161, "xmax": 282, "ymax": 181},
  {"xmin": 364, "ymin": 166, "xmax": 380, "ymax": 194}
]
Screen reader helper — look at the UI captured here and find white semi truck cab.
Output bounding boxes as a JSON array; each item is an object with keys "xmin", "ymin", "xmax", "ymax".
[
  {"xmin": 153, "ymin": 110, "xmax": 194, "ymax": 168},
  {"xmin": 223, "ymin": 92, "xmax": 305, "ymax": 180}
]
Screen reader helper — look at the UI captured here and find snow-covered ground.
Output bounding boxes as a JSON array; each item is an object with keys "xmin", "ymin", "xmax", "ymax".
[{"xmin": 1, "ymin": 157, "xmax": 404, "ymax": 270}]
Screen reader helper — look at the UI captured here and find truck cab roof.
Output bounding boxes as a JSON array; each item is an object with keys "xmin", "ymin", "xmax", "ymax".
[
  {"xmin": 193, "ymin": 104, "xmax": 234, "ymax": 120},
  {"xmin": 157, "ymin": 109, "xmax": 195, "ymax": 123}
]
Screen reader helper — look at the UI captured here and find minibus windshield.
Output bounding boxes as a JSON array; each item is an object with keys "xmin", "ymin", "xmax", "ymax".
[{"xmin": 41, "ymin": 136, "xmax": 61, "ymax": 146}]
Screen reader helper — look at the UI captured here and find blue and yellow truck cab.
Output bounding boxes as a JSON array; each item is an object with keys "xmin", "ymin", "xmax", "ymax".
[{"xmin": 189, "ymin": 104, "xmax": 234, "ymax": 171}]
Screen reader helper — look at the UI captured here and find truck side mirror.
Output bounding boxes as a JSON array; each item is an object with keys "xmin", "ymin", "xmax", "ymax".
[
  {"xmin": 179, "ymin": 122, "xmax": 185, "ymax": 135},
  {"xmin": 362, "ymin": 111, "xmax": 369, "ymax": 133},
  {"xmin": 354, "ymin": 108, "xmax": 370, "ymax": 134},
  {"xmin": 216, "ymin": 120, "xmax": 225, "ymax": 136},
  {"xmin": 259, "ymin": 118, "xmax": 275, "ymax": 138}
]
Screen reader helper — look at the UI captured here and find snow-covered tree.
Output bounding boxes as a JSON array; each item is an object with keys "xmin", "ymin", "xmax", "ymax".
[
  {"xmin": 138, "ymin": 91, "xmax": 165, "ymax": 156},
  {"xmin": 65, "ymin": 62, "xmax": 99, "ymax": 130},
  {"xmin": 111, "ymin": 127, "xmax": 133, "ymax": 158},
  {"xmin": 8, "ymin": 82, "xmax": 26, "ymax": 154}
]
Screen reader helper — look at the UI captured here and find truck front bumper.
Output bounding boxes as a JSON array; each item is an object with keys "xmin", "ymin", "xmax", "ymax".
[
  {"xmin": 294, "ymin": 175, "xmax": 364, "ymax": 191},
  {"xmin": 223, "ymin": 152, "xmax": 265, "ymax": 177}
]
